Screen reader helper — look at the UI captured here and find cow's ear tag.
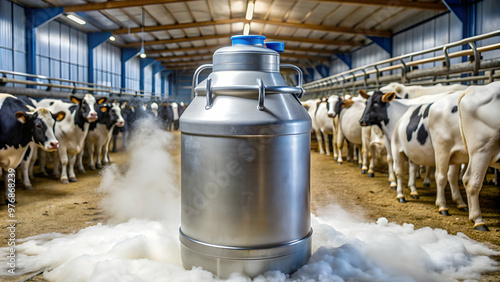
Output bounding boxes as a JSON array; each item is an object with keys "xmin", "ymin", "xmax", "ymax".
[
  {"xmin": 70, "ymin": 96, "xmax": 81, "ymax": 104},
  {"xmin": 97, "ymin": 97, "xmax": 107, "ymax": 105},
  {"xmin": 100, "ymin": 106, "xmax": 108, "ymax": 113},
  {"xmin": 15, "ymin": 111, "xmax": 28, "ymax": 123},
  {"xmin": 382, "ymin": 92, "xmax": 396, "ymax": 102},
  {"xmin": 53, "ymin": 111, "xmax": 66, "ymax": 121}
]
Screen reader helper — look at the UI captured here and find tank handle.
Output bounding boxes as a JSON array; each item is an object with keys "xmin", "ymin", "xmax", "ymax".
[
  {"xmin": 191, "ymin": 64, "xmax": 213, "ymax": 100},
  {"xmin": 258, "ymin": 78, "xmax": 265, "ymax": 111},
  {"xmin": 280, "ymin": 64, "xmax": 304, "ymax": 97},
  {"xmin": 205, "ymin": 78, "xmax": 213, "ymax": 110}
]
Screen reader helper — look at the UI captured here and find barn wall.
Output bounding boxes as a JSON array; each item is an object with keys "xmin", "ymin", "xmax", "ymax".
[
  {"xmin": 93, "ymin": 42, "xmax": 121, "ymax": 89},
  {"xmin": 0, "ymin": 0, "xmax": 26, "ymax": 83},
  {"xmin": 476, "ymin": 0, "xmax": 500, "ymax": 59},
  {"xmin": 154, "ymin": 71, "xmax": 161, "ymax": 96},
  {"xmin": 143, "ymin": 64, "xmax": 153, "ymax": 94},
  {"xmin": 36, "ymin": 21, "xmax": 88, "ymax": 85},
  {"xmin": 125, "ymin": 57, "xmax": 140, "ymax": 91}
]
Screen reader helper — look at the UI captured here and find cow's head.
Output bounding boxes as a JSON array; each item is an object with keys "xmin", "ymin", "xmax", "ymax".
[
  {"xmin": 99, "ymin": 103, "xmax": 125, "ymax": 128},
  {"xmin": 15, "ymin": 108, "xmax": 65, "ymax": 151},
  {"xmin": 70, "ymin": 94, "xmax": 107, "ymax": 122},
  {"xmin": 380, "ymin": 82, "xmax": 407, "ymax": 99},
  {"xmin": 359, "ymin": 90, "xmax": 396, "ymax": 127},
  {"xmin": 326, "ymin": 95, "xmax": 341, "ymax": 118}
]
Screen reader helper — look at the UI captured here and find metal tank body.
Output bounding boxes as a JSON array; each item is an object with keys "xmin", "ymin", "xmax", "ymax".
[{"xmin": 179, "ymin": 35, "xmax": 312, "ymax": 278}]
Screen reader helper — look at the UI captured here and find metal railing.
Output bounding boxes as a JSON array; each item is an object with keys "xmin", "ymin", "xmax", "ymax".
[
  {"xmin": 304, "ymin": 30, "xmax": 500, "ymax": 97},
  {"xmin": 0, "ymin": 70, "xmax": 164, "ymax": 100}
]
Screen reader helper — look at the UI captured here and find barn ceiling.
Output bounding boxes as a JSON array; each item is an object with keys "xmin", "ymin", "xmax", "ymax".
[{"xmin": 14, "ymin": 0, "xmax": 448, "ymax": 71}]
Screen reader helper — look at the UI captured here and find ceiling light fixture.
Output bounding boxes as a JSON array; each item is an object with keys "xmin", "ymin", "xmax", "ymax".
[
  {"xmin": 139, "ymin": 8, "xmax": 146, "ymax": 58},
  {"xmin": 67, "ymin": 14, "xmax": 86, "ymax": 25},
  {"xmin": 243, "ymin": 23, "xmax": 250, "ymax": 35},
  {"xmin": 109, "ymin": 36, "xmax": 116, "ymax": 41},
  {"xmin": 245, "ymin": 0, "xmax": 255, "ymax": 21}
]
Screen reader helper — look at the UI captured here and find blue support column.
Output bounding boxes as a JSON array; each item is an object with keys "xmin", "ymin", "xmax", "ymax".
[
  {"xmin": 442, "ymin": 0, "xmax": 475, "ymax": 39},
  {"xmin": 88, "ymin": 32, "xmax": 112, "ymax": 86},
  {"xmin": 367, "ymin": 36, "xmax": 393, "ymax": 57},
  {"xmin": 139, "ymin": 57, "xmax": 155, "ymax": 92},
  {"xmin": 152, "ymin": 61, "xmax": 165, "ymax": 95},
  {"xmin": 305, "ymin": 67, "xmax": 315, "ymax": 82},
  {"xmin": 335, "ymin": 53, "xmax": 352, "ymax": 69},
  {"xmin": 25, "ymin": 7, "xmax": 63, "ymax": 84},
  {"xmin": 121, "ymin": 48, "xmax": 138, "ymax": 90}
]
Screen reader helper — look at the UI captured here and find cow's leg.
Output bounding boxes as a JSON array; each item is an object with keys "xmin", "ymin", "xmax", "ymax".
[
  {"xmin": 387, "ymin": 154, "xmax": 397, "ymax": 189},
  {"xmin": 361, "ymin": 127, "xmax": 370, "ymax": 174},
  {"xmin": 88, "ymin": 144, "xmax": 96, "ymax": 170},
  {"xmin": 448, "ymin": 164, "xmax": 467, "ymax": 211},
  {"xmin": 434, "ymin": 154, "xmax": 451, "ymax": 216},
  {"xmin": 315, "ymin": 130, "xmax": 325, "ymax": 154},
  {"xmin": 57, "ymin": 148, "xmax": 68, "ymax": 184},
  {"xmin": 21, "ymin": 159, "xmax": 32, "ymax": 190},
  {"xmin": 408, "ymin": 161, "xmax": 419, "ymax": 200},
  {"xmin": 367, "ymin": 142, "xmax": 376, "ymax": 178},
  {"xmin": 423, "ymin": 166, "xmax": 433, "ymax": 187},
  {"xmin": 68, "ymin": 154, "xmax": 78, "ymax": 182},
  {"xmin": 76, "ymin": 149, "xmax": 86, "ymax": 174},
  {"xmin": 393, "ymin": 150, "xmax": 407, "ymax": 202},
  {"xmin": 336, "ymin": 127, "xmax": 345, "ymax": 165},
  {"xmin": 462, "ymin": 152, "xmax": 490, "ymax": 231},
  {"xmin": 95, "ymin": 144, "xmax": 103, "ymax": 169},
  {"xmin": 103, "ymin": 136, "xmax": 112, "ymax": 165},
  {"xmin": 112, "ymin": 134, "xmax": 118, "ymax": 153},
  {"xmin": 38, "ymin": 150, "xmax": 49, "ymax": 177},
  {"xmin": 29, "ymin": 147, "xmax": 38, "ymax": 179},
  {"xmin": 321, "ymin": 130, "xmax": 330, "ymax": 156}
]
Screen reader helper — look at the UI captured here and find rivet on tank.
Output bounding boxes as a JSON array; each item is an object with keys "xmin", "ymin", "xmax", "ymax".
[{"xmin": 179, "ymin": 34, "xmax": 312, "ymax": 278}]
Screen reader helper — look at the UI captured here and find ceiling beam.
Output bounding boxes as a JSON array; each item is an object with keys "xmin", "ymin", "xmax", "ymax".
[
  {"xmin": 157, "ymin": 52, "xmax": 330, "ymax": 62},
  {"xmin": 123, "ymin": 33, "xmax": 362, "ymax": 48},
  {"xmin": 309, "ymin": 0, "xmax": 448, "ymax": 11},
  {"xmin": 111, "ymin": 17, "xmax": 390, "ymax": 37},
  {"xmin": 63, "ymin": 0, "xmax": 447, "ymax": 13},
  {"xmin": 123, "ymin": 34, "xmax": 229, "ymax": 47},
  {"xmin": 113, "ymin": 18, "xmax": 243, "ymax": 34},
  {"xmin": 146, "ymin": 44, "xmax": 341, "ymax": 55},
  {"xmin": 251, "ymin": 19, "xmax": 391, "ymax": 37},
  {"xmin": 63, "ymin": 0, "xmax": 198, "ymax": 13}
]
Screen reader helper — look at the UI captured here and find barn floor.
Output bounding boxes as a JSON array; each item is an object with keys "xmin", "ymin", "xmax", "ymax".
[{"xmin": 1, "ymin": 130, "xmax": 500, "ymax": 281}]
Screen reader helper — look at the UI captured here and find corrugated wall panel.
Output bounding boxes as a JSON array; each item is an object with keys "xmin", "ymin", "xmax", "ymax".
[
  {"xmin": 126, "ymin": 57, "xmax": 140, "ymax": 91},
  {"xmin": 144, "ymin": 64, "xmax": 153, "ymax": 93},
  {"xmin": 0, "ymin": 0, "xmax": 12, "ymax": 49},
  {"xmin": 155, "ymin": 72, "xmax": 161, "ymax": 95},
  {"xmin": 13, "ymin": 4, "xmax": 25, "ymax": 51},
  {"xmin": 476, "ymin": 0, "xmax": 500, "ymax": 59}
]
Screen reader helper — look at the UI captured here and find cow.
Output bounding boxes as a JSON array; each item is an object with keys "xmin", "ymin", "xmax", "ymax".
[
  {"xmin": 0, "ymin": 93, "xmax": 65, "ymax": 202},
  {"xmin": 77, "ymin": 102, "xmax": 125, "ymax": 172},
  {"xmin": 380, "ymin": 82, "xmax": 468, "ymax": 99},
  {"xmin": 359, "ymin": 90, "xmax": 447, "ymax": 191},
  {"xmin": 37, "ymin": 94, "xmax": 106, "ymax": 183},
  {"xmin": 302, "ymin": 99, "xmax": 329, "ymax": 155},
  {"xmin": 314, "ymin": 98, "xmax": 337, "ymax": 158},
  {"xmin": 458, "ymin": 81, "xmax": 500, "ymax": 231}
]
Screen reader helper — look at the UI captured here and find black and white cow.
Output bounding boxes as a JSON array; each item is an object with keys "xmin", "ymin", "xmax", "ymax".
[
  {"xmin": 78, "ymin": 102, "xmax": 125, "ymax": 171},
  {"xmin": 458, "ymin": 81, "xmax": 500, "ymax": 231},
  {"xmin": 359, "ymin": 90, "xmax": 447, "ymax": 193},
  {"xmin": 0, "ymin": 93, "xmax": 65, "ymax": 202},
  {"xmin": 37, "ymin": 94, "xmax": 106, "ymax": 183}
]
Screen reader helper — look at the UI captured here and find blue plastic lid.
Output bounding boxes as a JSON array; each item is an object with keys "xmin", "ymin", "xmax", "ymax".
[
  {"xmin": 266, "ymin": 42, "xmax": 285, "ymax": 53},
  {"xmin": 231, "ymin": 35, "xmax": 266, "ymax": 46}
]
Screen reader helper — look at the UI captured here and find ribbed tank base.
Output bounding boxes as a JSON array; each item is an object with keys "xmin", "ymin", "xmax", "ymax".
[{"xmin": 179, "ymin": 228, "xmax": 312, "ymax": 278}]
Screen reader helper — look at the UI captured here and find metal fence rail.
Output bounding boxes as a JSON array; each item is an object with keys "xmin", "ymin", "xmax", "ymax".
[
  {"xmin": 303, "ymin": 30, "xmax": 500, "ymax": 97},
  {"xmin": 0, "ymin": 69, "xmax": 163, "ymax": 100}
]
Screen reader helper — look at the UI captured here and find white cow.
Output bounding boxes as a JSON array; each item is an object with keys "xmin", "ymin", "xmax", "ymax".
[
  {"xmin": 458, "ymin": 81, "xmax": 500, "ymax": 231},
  {"xmin": 78, "ymin": 102, "xmax": 125, "ymax": 171},
  {"xmin": 380, "ymin": 82, "xmax": 468, "ymax": 99},
  {"xmin": 38, "ymin": 94, "xmax": 106, "ymax": 183},
  {"xmin": 314, "ymin": 98, "xmax": 337, "ymax": 158},
  {"xmin": 302, "ymin": 99, "xmax": 328, "ymax": 155}
]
